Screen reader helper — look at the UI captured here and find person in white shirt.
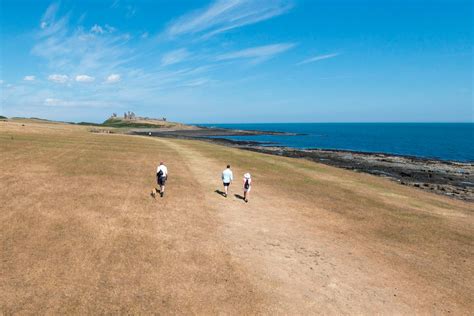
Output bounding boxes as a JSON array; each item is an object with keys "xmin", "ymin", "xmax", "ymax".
[
  {"xmin": 221, "ymin": 165, "xmax": 233, "ymax": 197},
  {"xmin": 243, "ymin": 173, "xmax": 252, "ymax": 203},
  {"xmin": 153, "ymin": 161, "xmax": 168, "ymax": 198}
]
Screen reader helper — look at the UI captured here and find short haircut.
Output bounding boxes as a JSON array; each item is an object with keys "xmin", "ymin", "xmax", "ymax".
[{"xmin": 227, "ymin": 165, "xmax": 230, "ymax": 168}]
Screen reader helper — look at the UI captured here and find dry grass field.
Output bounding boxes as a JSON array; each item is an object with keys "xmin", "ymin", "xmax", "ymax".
[{"xmin": 1, "ymin": 120, "xmax": 473, "ymax": 314}]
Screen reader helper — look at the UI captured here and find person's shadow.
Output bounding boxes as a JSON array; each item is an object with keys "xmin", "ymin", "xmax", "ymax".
[
  {"xmin": 215, "ymin": 189, "xmax": 226, "ymax": 197},
  {"xmin": 234, "ymin": 194, "xmax": 245, "ymax": 200}
]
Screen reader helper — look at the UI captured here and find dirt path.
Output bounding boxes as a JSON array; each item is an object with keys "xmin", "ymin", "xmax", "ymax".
[
  {"xmin": 1, "ymin": 127, "xmax": 266, "ymax": 314},
  {"xmin": 1, "ymin": 123, "xmax": 472, "ymax": 314},
  {"xmin": 158, "ymin": 137, "xmax": 473, "ymax": 314}
]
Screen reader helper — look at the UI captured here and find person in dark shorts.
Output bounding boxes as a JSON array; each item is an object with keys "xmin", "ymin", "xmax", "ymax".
[
  {"xmin": 221, "ymin": 165, "xmax": 233, "ymax": 197},
  {"xmin": 243, "ymin": 173, "xmax": 252, "ymax": 203},
  {"xmin": 152, "ymin": 161, "xmax": 168, "ymax": 198}
]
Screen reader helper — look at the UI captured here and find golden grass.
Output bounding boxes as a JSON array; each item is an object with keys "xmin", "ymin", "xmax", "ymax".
[{"xmin": 1, "ymin": 120, "xmax": 472, "ymax": 314}]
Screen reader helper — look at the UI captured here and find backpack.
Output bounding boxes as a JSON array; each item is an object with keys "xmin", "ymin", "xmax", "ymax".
[
  {"xmin": 157, "ymin": 169, "xmax": 164, "ymax": 178},
  {"xmin": 244, "ymin": 179, "xmax": 250, "ymax": 189}
]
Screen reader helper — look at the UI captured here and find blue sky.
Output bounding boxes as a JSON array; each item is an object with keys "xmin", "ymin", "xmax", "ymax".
[{"xmin": 0, "ymin": 0, "xmax": 472, "ymax": 123}]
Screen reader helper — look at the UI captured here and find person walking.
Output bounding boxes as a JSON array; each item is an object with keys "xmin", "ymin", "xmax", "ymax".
[
  {"xmin": 153, "ymin": 161, "xmax": 168, "ymax": 198},
  {"xmin": 243, "ymin": 173, "xmax": 252, "ymax": 203},
  {"xmin": 221, "ymin": 165, "xmax": 233, "ymax": 197}
]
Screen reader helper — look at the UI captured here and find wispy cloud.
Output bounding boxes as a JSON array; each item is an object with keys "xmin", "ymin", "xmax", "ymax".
[
  {"xmin": 296, "ymin": 53, "xmax": 340, "ymax": 65},
  {"xmin": 40, "ymin": 2, "xmax": 59, "ymax": 30},
  {"xmin": 44, "ymin": 97, "xmax": 114, "ymax": 107},
  {"xmin": 161, "ymin": 48, "xmax": 190, "ymax": 66},
  {"xmin": 181, "ymin": 78, "xmax": 213, "ymax": 87},
  {"xmin": 32, "ymin": 3, "xmax": 133, "ymax": 76},
  {"xmin": 125, "ymin": 5, "xmax": 137, "ymax": 18},
  {"xmin": 165, "ymin": 0, "xmax": 292, "ymax": 39},
  {"xmin": 90, "ymin": 24, "xmax": 116, "ymax": 34},
  {"xmin": 5, "ymin": 1, "xmax": 303, "ymax": 119},
  {"xmin": 48, "ymin": 74, "xmax": 69, "ymax": 83},
  {"xmin": 90, "ymin": 24, "xmax": 105, "ymax": 34},
  {"xmin": 105, "ymin": 74, "xmax": 121, "ymax": 83},
  {"xmin": 216, "ymin": 43, "xmax": 295, "ymax": 62},
  {"xmin": 75, "ymin": 74, "xmax": 95, "ymax": 82},
  {"xmin": 23, "ymin": 75, "xmax": 36, "ymax": 81}
]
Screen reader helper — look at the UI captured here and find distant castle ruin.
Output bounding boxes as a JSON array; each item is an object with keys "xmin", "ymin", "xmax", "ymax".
[{"xmin": 110, "ymin": 112, "xmax": 167, "ymax": 121}]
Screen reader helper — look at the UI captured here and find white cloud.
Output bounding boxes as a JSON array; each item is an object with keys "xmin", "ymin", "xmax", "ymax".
[
  {"xmin": 44, "ymin": 98, "xmax": 113, "ymax": 107},
  {"xmin": 23, "ymin": 75, "xmax": 36, "ymax": 81},
  {"xmin": 216, "ymin": 43, "xmax": 295, "ymax": 62},
  {"xmin": 106, "ymin": 74, "xmax": 121, "ymax": 83},
  {"xmin": 48, "ymin": 74, "xmax": 69, "ymax": 83},
  {"xmin": 32, "ymin": 10, "xmax": 131, "ymax": 76},
  {"xmin": 296, "ymin": 53, "xmax": 340, "ymax": 65},
  {"xmin": 38, "ymin": 3, "xmax": 68, "ymax": 38},
  {"xmin": 90, "ymin": 24, "xmax": 104, "ymax": 34},
  {"xmin": 90, "ymin": 24, "xmax": 116, "ymax": 34},
  {"xmin": 40, "ymin": 3, "xmax": 59, "ymax": 29},
  {"xmin": 0, "ymin": 80, "xmax": 4, "ymax": 84},
  {"xmin": 44, "ymin": 98, "xmax": 63, "ymax": 106},
  {"xmin": 165, "ymin": 0, "xmax": 292, "ymax": 39},
  {"xmin": 161, "ymin": 48, "xmax": 190, "ymax": 66},
  {"xmin": 75, "ymin": 74, "xmax": 95, "ymax": 82}
]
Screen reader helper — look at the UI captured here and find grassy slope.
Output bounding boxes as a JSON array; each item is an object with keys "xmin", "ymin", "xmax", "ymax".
[
  {"xmin": 0, "ymin": 120, "xmax": 472, "ymax": 314},
  {"xmin": 99, "ymin": 117, "xmax": 196, "ymax": 130},
  {"xmin": 8, "ymin": 117, "xmax": 193, "ymax": 130},
  {"xmin": 100, "ymin": 118, "xmax": 174, "ymax": 128}
]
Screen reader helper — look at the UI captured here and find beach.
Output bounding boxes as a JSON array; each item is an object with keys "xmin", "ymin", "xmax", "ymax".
[{"xmin": 1, "ymin": 119, "xmax": 473, "ymax": 314}]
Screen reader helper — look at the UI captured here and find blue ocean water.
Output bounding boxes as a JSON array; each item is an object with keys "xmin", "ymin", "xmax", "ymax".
[{"xmin": 200, "ymin": 123, "xmax": 474, "ymax": 162}]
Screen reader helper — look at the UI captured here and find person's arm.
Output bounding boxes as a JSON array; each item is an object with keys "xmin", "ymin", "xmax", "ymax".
[{"xmin": 230, "ymin": 171, "xmax": 233, "ymax": 182}]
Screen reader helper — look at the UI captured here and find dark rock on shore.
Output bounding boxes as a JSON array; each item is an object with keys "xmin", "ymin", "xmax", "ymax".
[
  {"xmin": 129, "ymin": 127, "xmax": 473, "ymax": 202},
  {"xmin": 131, "ymin": 126, "xmax": 297, "ymax": 138},
  {"xmin": 241, "ymin": 146, "xmax": 474, "ymax": 202}
]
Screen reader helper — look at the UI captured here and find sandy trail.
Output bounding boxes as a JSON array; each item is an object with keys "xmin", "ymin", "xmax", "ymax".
[
  {"xmin": 1, "ymin": 122, "xmax": 472, "ymax": 314},
  {"xmin": 160, "ymin": 138, "xmax": 468, "ymax": 314}
]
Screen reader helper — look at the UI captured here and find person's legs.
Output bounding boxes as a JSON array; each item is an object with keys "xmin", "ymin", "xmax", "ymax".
[
  {"xmin": 158, "ymin": 178, "xmax": 166, "ymax": 197},
  {"xmin": 152, "ymin": 176, "xmax": 160, "ymax": 198},
  {"xmin": 244, "ymin": 187, "xmax": 250, "ymax": 202},
  {"xmin": 223, "ymin": 183, "xmax": 228, "ymax": 197}
]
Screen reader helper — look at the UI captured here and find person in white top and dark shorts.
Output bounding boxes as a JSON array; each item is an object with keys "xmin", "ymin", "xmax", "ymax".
[
  {"xmin": 152, "ymin": 161, "xmax": 168, "ymax": 198},
  {"xmin": 221, "ymin": 165, "xmax": 233, "ymax": 197},
  {"xmin": 243, "ymin": 173, "xmax": 252, "ymax": 203}
]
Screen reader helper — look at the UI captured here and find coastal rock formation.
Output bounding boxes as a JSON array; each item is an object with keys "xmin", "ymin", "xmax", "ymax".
[
  {"xmin": 244, "ymin": 147, "xmax": 474, "ymax": 202},
  {"xmin": 131, "ymin": 126, "xmax": 473, "ymax": 202}
]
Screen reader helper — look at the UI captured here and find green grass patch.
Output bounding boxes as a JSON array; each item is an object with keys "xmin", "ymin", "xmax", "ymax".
[{"xmin": 102, "ymin": 118, "xmax": 173, "ymax": 128}]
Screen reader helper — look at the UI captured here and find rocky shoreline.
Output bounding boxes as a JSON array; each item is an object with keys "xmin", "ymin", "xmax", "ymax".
[
  {"xmin": 132, "ymin": 126, "xmax": 299, "ymax": 137},
  {"xmin": 130, "ymin": 128, "xmax": 473, "ymax": 202},
  {"xmin": 245, "ymin": 146, "xmax": 473, "ymax": 202}
]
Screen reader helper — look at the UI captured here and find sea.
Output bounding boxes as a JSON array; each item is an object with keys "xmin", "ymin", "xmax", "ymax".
[{"xmin": 199, "ymin": 123, "xmax": 474, "ymax": 163}]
